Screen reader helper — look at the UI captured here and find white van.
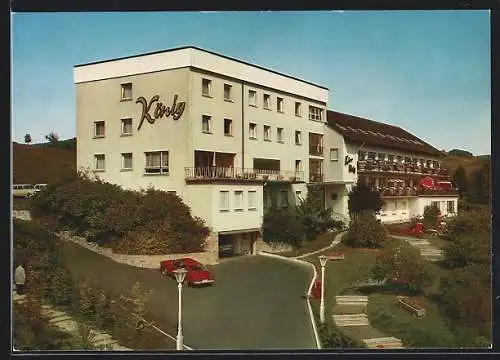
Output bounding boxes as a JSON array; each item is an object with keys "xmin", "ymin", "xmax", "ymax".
[{"xmin": 13, "ymin": 184, "xmax": 36, "ymax": 198}]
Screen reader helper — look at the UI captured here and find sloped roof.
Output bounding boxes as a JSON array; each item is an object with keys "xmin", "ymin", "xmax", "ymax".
[{"xmin": 326, "ymin": 110, "xmax": 444, "ymax": 157}]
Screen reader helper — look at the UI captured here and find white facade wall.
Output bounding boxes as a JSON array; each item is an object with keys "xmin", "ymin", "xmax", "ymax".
[{"xmin": 75, "ymin": 47, "xmax": 328, "ymax": 236}]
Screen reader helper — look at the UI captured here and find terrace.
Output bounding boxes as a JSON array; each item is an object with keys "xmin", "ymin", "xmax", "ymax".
[
  {"xmin": 370, "ymin": 186, "xmax": 459, "ymax": 197},
  {"xmin": 358, "ymin": 160, "xmax": 449, "ymax": 178}
]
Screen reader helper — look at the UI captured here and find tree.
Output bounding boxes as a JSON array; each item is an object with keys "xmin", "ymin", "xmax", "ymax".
[
  {"xmin": 24, "ymin": 133, "xmax": 32, "ymax": 145},
  {"xmin": 466, "ymin": 164, "xmax": 490, "ymax": 205},
  {"xmin": 422, "ymin": 204, "xmax": 440, "ymax": 230},
  {"xmin": 45, "ymin": 132, "xmax": 59, "ymax": 145},
  {"xmin": 371, "ymin": 245, "xmax": 436, "ymax": 295},
  {"xmin": 343, "ymin": 210, "xmax": 386, "ymax": 249},
  {"xmin": 448, "ymin": 149, "xmax": 473, "ymax": 157},
  {"xmin": 452, "ymin": 166, "xmax": 468, "ymax": 198},
  {"xmin": 347, "ymin": 182, "xmax": 384, "ymax": 217},
  {"xmin": 262, "ymin": 206, "xmax": 304, "ymax": 248},
  {"xmin": 296, "ymin": 187, "xmax": 343, "ymax": 241}
]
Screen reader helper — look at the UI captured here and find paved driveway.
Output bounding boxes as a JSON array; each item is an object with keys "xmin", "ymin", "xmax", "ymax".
[{"xmin": 60, "ymin": 241, "xmax": 316, "ymax": 350}]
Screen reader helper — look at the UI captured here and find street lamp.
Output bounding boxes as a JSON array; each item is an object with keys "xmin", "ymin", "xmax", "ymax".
[
  {"xmin": 173, "ymin": 268, "xmax": 188, "ymax": 351},
  {"xmin": 318, "ymin": 255, "xmax": 329, "ymax": 324}
]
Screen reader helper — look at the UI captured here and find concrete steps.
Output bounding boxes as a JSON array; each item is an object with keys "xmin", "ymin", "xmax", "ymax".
[
  {"xmin": 363, "ymin": 337, "xmax": 405, "ymax": 349},
  {"xmin": 335, "ymin": 295, "xmax": 369, "ymax": 306},
  {"xmin": 13, "ymin": 292, "xmax": 131, "ymax": 351},
  {"xmin": 332, "ymin": 314, "xmax": 370, "ymax": 327}
]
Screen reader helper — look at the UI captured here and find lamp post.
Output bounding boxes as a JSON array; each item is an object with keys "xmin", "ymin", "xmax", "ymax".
[
  {"xmin": 173, "ymin": 268, "xmax": 188, "ymax": 351},
  {"xmin": 318, "ymin": 255, "xmax": 328, "ymax": 324}
]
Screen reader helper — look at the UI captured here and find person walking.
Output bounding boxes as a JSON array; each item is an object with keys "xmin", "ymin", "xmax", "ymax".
[{"xmin": 14, "ymin": 263, "xmax": 26, "ymax": 295}]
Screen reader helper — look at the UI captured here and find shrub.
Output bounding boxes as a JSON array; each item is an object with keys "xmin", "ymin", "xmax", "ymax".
[
  {"xmin": 371, "ymin": 246, "xmax": 436, "ymax": 295},
  {"xmin": 422, "ymin": 205, "xmax": 440, "ymax": 230},
  {"xmin": 347, "ymin": 182, "xmax": 384, "ymax": 217},
  {"xmin": 439, "ymin": 266, "xmax": 491, "ymax": 338},
  {"xmin": 262, "ymin": 206, "xmax": 304, "ymax": 248},
  {"xmin": 30, "ymin": 175, "xmax": 210, "ymax": 255},
  {"xmin": 343, "ymin": 210, "xmax": 386, "ymax": 249},
  {"xmin": 318, "ymin": 323, "xmax": 366, "ymax": 348}
]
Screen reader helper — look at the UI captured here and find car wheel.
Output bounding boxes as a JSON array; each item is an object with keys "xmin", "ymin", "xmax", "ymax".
[{"xmin": 160, "ymin": 268, "xmax": 166, "ymax": 276}]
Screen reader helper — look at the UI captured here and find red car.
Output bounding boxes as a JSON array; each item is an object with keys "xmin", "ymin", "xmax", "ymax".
[{"xmin": 160, "ymin": 258, "xmax": 215, "ymax": 286}]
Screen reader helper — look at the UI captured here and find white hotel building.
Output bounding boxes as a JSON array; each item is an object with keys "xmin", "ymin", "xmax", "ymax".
[{"xmin": 73, "ymin": 46, "xmax": 458, "ymax": 260}]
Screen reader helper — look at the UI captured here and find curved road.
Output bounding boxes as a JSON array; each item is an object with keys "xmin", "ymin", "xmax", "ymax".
[{"xmin": 60, "ymin": 240, "xmax": 316, "ymax": 350}]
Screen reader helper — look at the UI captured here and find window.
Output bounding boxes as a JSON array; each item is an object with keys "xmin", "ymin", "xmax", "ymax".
[
  {"xmin": 224, "ymin": 119, "xmax": 233, "ymax": 136},
  {"xmin": 295, "ymin": 160, "xmax": 302, "ymax": 172},
  {"xmin": 224, "ymin": 83, "xmax": 232, "ymax": 101},
  {"xmin": 220, "ymin": 191, "xmax": 229, "ymax": 211},
  {"xmin": 94, "ymin": 154, "xmax": 105, "ymax": 171},
  {"xmin": 388, "ymin": 154, "xmax": 395, "ymax": 162},
  {"xmin": 121, "ymin": 83, "xmax": 132, "ymax": 100},
  {"xmin": 330, "ymin": 148, "xmax": 339, "ymax": 161},
  {"xmin": 280, "ymin": 190, "xmax": 289, "ymax": 208},
  {"xmin": 263, "ymin": 94, "xmax": 271, "ymax": 109},
  {"xmin": 145, "ymin": 151, "xmax": 169, "ymax": 174},
  {"xmin": 277, "ymin": 127, "xmax": 284, "ymax": 142},
  {"xmin": 249, "ymin": 123, "xmax": 257, "ymax": 139},
  {"xmin": 358, "ymin": 151, "xmax": 366, "ymax": 160},
  {"xmin": 295, "ymin": 131, "xmax": 302, "ymax": 145},
  {"xmin": 447, "ymin": 201, "xmax": 455, "ymax": 213},
  {"xmin": 309, "ymin": 106, "xmax": 323, "ymax": 121},
  {"xmin": 202, "ymin": 78, "xmax": 212, "ymax": 96},
  {"xmin": 94, "ymin": 121, "xmax": 105, "ymax": 138},
  {"xmin": 248, "ymin": 90, "xmax": 257, "ymax": 106},
  {"xmin": 277, "ymin": 97, "xmax": 284, "ymax": 112},
  {"xmin": 295, "ymin": 191, "xmax": 302, "ymax": 203},
  {"xmin": 121, "ymin": 118, "xmax": 132, "ymax": 135},
  {"xmin": 121, "ymin": 153, "xmax": 133, "ymax": 170},
  {"xmin": 380, "ymin": 153, "xmax": 388, "ymax": 161},
  {"xmin": 431, "ymin": 201, "xmax": 439, "ymax": 209},
  {"xmin": 234, "ymin": 191, "xmax": 243, "ymax": 210},
  {"xmin": 401, "ymin": 200, "xmax": 407, "ymax": 208},
  {"xmin": 202, "ymin": 115, "xmax": 212, "ymax": 133},
  {"xmin": 264, "ymin": 125, "xmax": 271, "ymax": 141},
  {"xmin": 248, "ymin": 191, "xmax": 256, "ymax": 209},
  {"xmin": 368, "ymin": 152, "xmax": 376, "ymax": 160},
  {"xmin": 295, "ymin": 102, "xmax": 302, "ymax": 116}
]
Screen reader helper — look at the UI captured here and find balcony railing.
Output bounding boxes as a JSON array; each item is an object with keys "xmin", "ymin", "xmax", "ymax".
[
  {"xmin": 309, "ymin": 145, "xmax": 324, "ymax": 156},
  {"xmin": 358, "ymin": 160, "xmax": 449, "ymax": 177},
  {"xmin": 185, "ymin": 167, "xmax": 304, "ymax": 182},
  {"xmin": 309, "ymin": 173, "xmax": 324, "ymax": 183},
  {"xmin": 369, "ymin": 186, "xmax": 458, "ymax": 197}
]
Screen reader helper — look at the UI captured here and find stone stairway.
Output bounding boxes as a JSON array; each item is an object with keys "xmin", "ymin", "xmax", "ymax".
[
  {"xmin": 391, "ymin": 235, "xmax": 443, "ymax": 261},
  {"xmin": 332, "ymin": 295, "xmax": 405, "ymax": 349},
  {"xmin": 363, "ymin": 337, "xmax": 405, "ymax": 349},
  {"xmin": 13, "ymin": 292, "xmax": 131, "ymax": 351}
]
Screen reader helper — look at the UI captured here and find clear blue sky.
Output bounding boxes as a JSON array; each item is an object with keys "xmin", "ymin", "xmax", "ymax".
[{"xmin": 11, "ymin": 11, "xmax": 491, "ymax": 155}]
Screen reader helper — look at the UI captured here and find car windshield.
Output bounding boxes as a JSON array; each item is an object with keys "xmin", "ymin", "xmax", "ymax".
[{"xmin": 190, "ymin": 264, "xmax": 206, "ymax": 271}]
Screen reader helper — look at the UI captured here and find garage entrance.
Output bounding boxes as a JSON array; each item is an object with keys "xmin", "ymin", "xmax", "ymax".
[{"xmin": 218, "ymin": 231, "xmax": 258, "ymax": 258}]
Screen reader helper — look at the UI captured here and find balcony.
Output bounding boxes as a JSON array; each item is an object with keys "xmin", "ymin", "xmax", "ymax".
[
  {"xmin": 185, "ymin": 167, "xmax": 304, "ymax": 182},
  {"xmin": 309, "ymin": 144, "xmax": 324, "ymax": 156},
  {"xmin": 309, "ymin": 173, "xmax": 324, "ymax": 183},
  {"xmin": 358, "ymin": 160, "xmax": 449, "ymax": 178},
  {"xmin": 370, "ymin": 186, "xmax": 458, "ymax": 197}
]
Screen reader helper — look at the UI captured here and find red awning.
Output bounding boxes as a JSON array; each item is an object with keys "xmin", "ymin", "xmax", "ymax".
[{"xmin": 419, "ymin": 176, "xmax": 434, "ymax": 188}]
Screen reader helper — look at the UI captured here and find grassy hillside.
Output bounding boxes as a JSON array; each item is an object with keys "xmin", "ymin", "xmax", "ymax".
[
  {"xmin": 13, "ymin": 141, "xmax": 76, "ymax": 184},
  {"xmin": 443, "ymin": 154, "xmax": 490, "ymax": 178}
]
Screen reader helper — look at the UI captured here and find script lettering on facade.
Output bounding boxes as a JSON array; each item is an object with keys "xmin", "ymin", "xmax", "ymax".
[{"xmin": 136, "ymin": 94, "xmax": 186, "ymax": 130}]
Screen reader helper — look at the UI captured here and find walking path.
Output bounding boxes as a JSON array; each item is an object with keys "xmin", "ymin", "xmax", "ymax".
[
  {"xmin": 389, "ymin": 235, "xmax": 443, "ymax": 261},
  {"xmin": 331, "ymin": 295, "xmax": 405, "ymax": 349},
  {"xmin": 13, "ymin": 292, "xmax": 131, "ymax": 351}
]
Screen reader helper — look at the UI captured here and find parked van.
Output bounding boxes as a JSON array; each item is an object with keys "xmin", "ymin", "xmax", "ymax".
[{"xmin": 13, "ymin": 184, "xmax": 36, "ymax": 198}]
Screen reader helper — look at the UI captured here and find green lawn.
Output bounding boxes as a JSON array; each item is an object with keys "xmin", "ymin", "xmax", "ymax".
[
  {"xmin": 424, "ymin": 234, "xmax": 450, "ymax": 250},
  {"xmin": 367, "ymin": 293, "xmax": 458, "ymax": 348},
  {"xmin": 279, "ymin": 231, "xmax": 339, "ymax": 258}
]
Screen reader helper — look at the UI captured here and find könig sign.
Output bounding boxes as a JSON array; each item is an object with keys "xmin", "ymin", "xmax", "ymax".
[{"xmin": 136, "ymin": 94, "xmax": 186, "ymax": 130}]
